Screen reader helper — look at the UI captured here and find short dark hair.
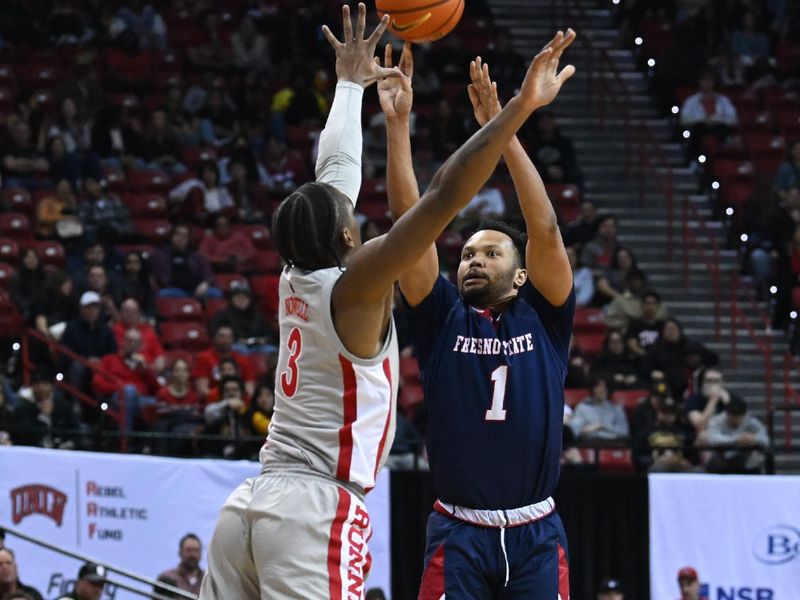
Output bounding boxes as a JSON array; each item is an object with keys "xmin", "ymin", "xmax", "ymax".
[
  {"xmin": 272, "ymin": 182, "xmax": 352, "ymax": 271},
  {"xmin": 726, "ymin": 397, "xmax": 747, "ymax": 416},
  {"xmin": 641, "ymin": 289, "xmax": 661, "ymax": 303},
  {"xmin": 219, "ymin": 375, "xmax": 245, "ymax": 396},
  {"xmin": 470, "ymin": 220, "xmax": 528, "ymax": 269},
  {"xmin": 589, "ymin": 373, "xmax": 608, "ymax": 390},
  {"xmin": 179, "ymin": 533, "xmax": 201, "ymax": 550},
  {"xmin": 30, "ymin": 367, "xmax": 53, "ymax": 384}
]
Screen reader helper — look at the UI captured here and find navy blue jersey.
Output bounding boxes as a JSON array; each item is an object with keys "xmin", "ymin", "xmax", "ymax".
[{"xmin": 406, "ymin": 275, "xmax": 575, "ymax": 510}]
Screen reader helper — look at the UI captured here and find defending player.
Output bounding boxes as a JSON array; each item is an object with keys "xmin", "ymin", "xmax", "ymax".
[
  {"xmin": 199, "ymin": 5, "xmax": 573, "ymax": 599},
  {"xmin": 380, "ymin": 33, "xmax": 577, "ymax": 599}
]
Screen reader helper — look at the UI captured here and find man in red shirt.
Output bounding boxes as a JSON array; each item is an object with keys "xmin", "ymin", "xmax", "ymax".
[
  {"xmin": 92, "ymin": 328, "xmax": 159, "ymax": 431},
  {"xmin": 198, "ymin": 213, "xmax": 256, "ymax": 272},
  {"xmin": 112, "ymin": 298, "xmax": 165, "ymax": 372},
  {"xmin": 191, "ymin": 324, "xmax": 255, "ymax": 399}
]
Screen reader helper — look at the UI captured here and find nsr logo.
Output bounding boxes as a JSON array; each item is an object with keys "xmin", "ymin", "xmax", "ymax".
[{"xmin": 752, "ymin": 524, "xmax": 800, "ymax": 565}]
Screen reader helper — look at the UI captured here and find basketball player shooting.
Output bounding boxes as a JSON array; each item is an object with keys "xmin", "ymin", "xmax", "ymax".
[
  {"xmin": 200, "ymin": 4, "xmax": 573, "ymax": 599},
  {"xmin": 379, "ymin": 31, "xmax": 578, "ymax": 599}
]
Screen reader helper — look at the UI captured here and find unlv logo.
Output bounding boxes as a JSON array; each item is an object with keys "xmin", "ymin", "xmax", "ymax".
[{"xmin": 10, "ymin": 485, "xmax": 68, "ymax": 526}]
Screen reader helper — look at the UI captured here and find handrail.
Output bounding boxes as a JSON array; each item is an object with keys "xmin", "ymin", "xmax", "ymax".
[
  {"xmin": 22, "ymin": 327, "xmax": 129, "ymax": 453},
  {"xmin": 2, "ymin": 526, "xmax": 196, "ymax": 600}
]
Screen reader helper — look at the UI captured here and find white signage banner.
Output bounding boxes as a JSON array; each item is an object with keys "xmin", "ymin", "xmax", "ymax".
[
  {"xmin": 649, "ymin": 474, "xmax": 800, "ymax": 600},
  {"xmin": 0, "ymin": 446, "xmax": 391, "ymax": 600}
]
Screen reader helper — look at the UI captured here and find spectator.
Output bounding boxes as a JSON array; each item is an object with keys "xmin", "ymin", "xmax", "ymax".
[
  {"xmin": 677, "ymin": 567, "xmax": 701, "ymax": 600},
  {"xmin": 78, "ymin": 178, "xmax": 135, "ymax": 243},
  {"xmin": 198, "ymin": 213, "xmax": 256, "ymax": 272},
  {"xmin": 112, "ymin": 1, "xmax": 168, "ymax": 52},
  {"xmin": 92, "ymin": 327, "xmax": 159, "ymax": 432},
  {"xmin": 0, "ymin": 548, "xmax": 43, "ymax": 600},
  {"xmin": 365, "ymin": 590, "xmax": 387, "ymax": 600},
  {"xmin": 525, "ymin": 111, "xmax": 582, "ymax": 186},
  {"xmin": 641, "ymin": 319, "xmax": 718, "ymax": 398},
  {"xmin": 684, "ymin": 368, "xmax": 745, "ymax": 434},
  {"xmin": 12, "ymin": 368, "xmax": 78, "ymax": 450},
  {"xmin": 630, "ymin": 382, "xmax": 672, "ymax": 439},
  {"xmin": 774, "ymin": 141, "xmax": 800, "ymax": 197},
  {"xmin": 55, "ymin": 562, "xmax": 107, "ymax": 600},
  {"xmin": 90, "ymin": 104, "xmax": 145, "ymax": 163},
  {"xmin": 35, "ymin": 179, "xmax": 80, "ymax": 238},
  {"xmin": 210, "ymin": 281, "xmax": 277, "ymax": 355},
  {"xmin": 244, "ymin": 377, "xmax": 275, "ymax": 438},
  {"xmin": 592, "ymin": 330, "xmax": 641, "ymax": 389},
  {"xmin": 625, "ymin": 290, "xmax": 668, "ymax": 358},
  {"xmin": 257, "ymin": 134, "xmax": 310, "ymax": 196},
  {"xmin": 32, "ymin": 271, "xmax": 78, "ymax": 341},
  {"xmin": 633, "ymin": 396, "xmax": 696, "ymax": 473},
  {"xmin": 457, "ymin": 185, "xmax": 506, "ymax": 222},
  {"xmin": 596, "ymin": 578, "xmax": 624, "ymax": 600},
  {"xmin": 580, "ymin": 215, "xmax": 619, "ymax": 270},
  {"xmin": 156, "ymin": 534, "xmax": 205, "ymax": 596},
  {"xmin": 428, "ymin": 97, "xmax": 470, "ymax": 163},
  {"xmin": 204, "ymin": 375, "xmax": 249, "ymax": 457},
  {"xmin": 603, "ymin": 269, "xmax": 648, "ymax": 330},
  {"xmin": 198, "ymin": 88, "xmax": 240, "ymax": 146},
  {"xmin": 706, "ymin": 397, "xmax": 769, "ymax": 473},
  {"xmin": 77, "ymin": 265, "xmax": 120, "ymax": 322},
  {"xmin": 595, "ymin": 247, "xmax": 640, "ymax": 303},
  {"xmin": 191, "ymin": 324, "xmax": 255, "ymax": 399},
  {"xmin": 168, "ymin": 162, "xmax": 236, "ymax": 220},
  {"xmin": 185, "ymin": 13, "xmax": 231, "ymax": 73},
  {"xmin": 143, "ymin": 110, "xmax": 183, "ymax": 173},
  {"xmin": 567, "ymin": 245, "xmax": 594, "ymax": 307},
  {"xmin": 61, "ymin": 291, "xmax": 117, "ymax": 398},
  {"xmin": 8, "ymin": 249, "xmax": 47, "ymax": 322},
  {"xmin": 730, "ymin": 12, "xmax": 770, "ymax": 78},
  {"xmin": 152, "ymin": 359, "xmax": 202, "ymax": 455},
  {"xmin": 2, "ymin": 120, "xmax": 50, "ymax": 190},
  {"xmin": 569, "ymin": 375, "xmax": 630, "ymax": 442},
  {"xmin": 118, "ymin": 252, "xmax": 157, "ymax": 315},
  {"xmin": 150, "ymin": 225, "xmax": 222, "ymax": 300},
  {"xmin": 679, "ymin": 71, "xmax": 737, "ymax": 161},
  {"xmin": 45, "ymin": 97, "xmax": 99, "ymax": 184},
  {"xmin": 564, "ymin": 201, "xmax": 600, "ymax": 248},
  {"xmin": 231, "ymin": 16, "xmax": 270, "ymax": 72},
  {"xmin": 270, "ymin": 69, "xmax": 327, "ymax": 129},
  {"xmin": 112, "ymin": 298, "xmax": 164, "ymax": 372}
]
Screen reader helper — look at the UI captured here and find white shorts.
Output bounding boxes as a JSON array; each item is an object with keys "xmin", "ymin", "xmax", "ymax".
[{"xmin": 199, "ymin": 469, "xmax": 372, "ymax": 600}]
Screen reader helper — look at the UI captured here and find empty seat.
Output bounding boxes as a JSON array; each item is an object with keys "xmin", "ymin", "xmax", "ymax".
[
  {"xmin": 399, "ymin": 355, "xmax": 421, "ymax": 384},
  {"xmin": 205, "ymin": 298, "xmax": 228, "ymax": 319},
  {"xmin": 160, "ymin": 322, "xmax": 210, "ymax": 351},
  {"xmin": 251, "ymin": 250, "xmax": 282, "ymax": 275},
  {"xmin": 33, "ymin": 240, "xmax": 66, "ymax": 267},
  {"xmin": 597, "ymin": 449, "xmax": 635, "ymax": 474},
  {"xmin": 214, "ymin": 273, "xmax": 248, "ymax": 293},
  {"xmin": 2, "ymin": 188, "xmax": 33, "ymax": 216},
  {"xmin": 127, "ymin": 170, "xmax": 170, "ymax": 194},
  {"xmin": 611, "ymin": 389, "xmax": 649, "ymax": 420},
  {"xmin": 135, "ymin": 219, "xmax": 173, "ymax": 243},
  {"xmin": 573, "ymin": 308, "xmax": 606, "ymax": 335},
  {"xmin": 0, "ymin": 213, "xmax": 32, "ymax": 240},
  {"xmin": 0, "ymin": 263, "xmax": 14, "ymax": 287},
  {"xmin": 123, "ymin": 193, "xmax": 168, "ymax": 219},
  {"xmin": 156, "ymin": 297, "xmax": 204, "ymax": 323},
  {"xmin": 573, "ymin": 332, "xmax": 605, "ymax": 358},
  {"xmin": 0, "ymin": 239, "xmax": 20, "ymax": 264},
  {"xmin": 398, "ymin": 381, "xmax": 425, "ymax": 419},
  {"xmin": 564, "ymin": 388, "xmax": 587, "ymax": 409}
]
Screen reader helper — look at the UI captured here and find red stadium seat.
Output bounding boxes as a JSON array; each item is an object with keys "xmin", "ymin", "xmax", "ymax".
[
  {"xmin": 0, "ymin": 213, "xmax": 31, "ymax": 240},
  {"xmin": 251, "ymin": 275, "xmax": 280, "ymax": 316},
  {"xmin": 0, "ymin": 239, "xmax": 20, "ymax": 264},
  {"xmin": 573, "ymin": 332, "xmax": 605, "ymax": 358},
  {"xmin": 162, "ymin": 349, "xmax": 194, "ymax": 369},
  {"xmin": 611, "ymin": 389, "xmax": 649, "ymax": 419},
  {"xmin": 564, "ymin": 388, "xmax": 587, "ymax": 409},
  {"xmin": 214, "ymin": 273, "xmax": 248, "ymax": 294},
  {"xmin": 743, "ymin": 133, "xmax": 785, "ymax": 155},
  {"xmin": 233, "ymin": 224, "xmax": 272, "ymax": 250},
  {"xmin": 102, "ymin": 166, "xmax": 127, "ymax": 192},
  {"xmin": 123, "ymin": 193, "xmax": 168, "ymax": 219},
  {"xmin": 0, "ymin": 263, "xmax": 14, "ymax": 287},
  {"xmin": 436, "ymin": 230, "xmax": 464, "ymax": 268},
  {"xmin": 156, "ymin": 297, "xmax": 204, "ymax": 323},
  {"xmin": 0, "ymin": 298, "xmax": 23, "ymax": 338},
  {"xmin": 2, "ymin": 188, "xmax": 32, "ymax": 217},
  {"xmin": 127, "ymin": 170, "xmax": 170, "ymax": 194},
  {"xmin": 205, "ymin": 298, "xmax": 228, "ymax": 319},
  {"xmin": 116, "ymin": 244, "xmax": 155, "ymax": 259},
  {"xmin": 711, "ymin": 159, "xmax": 755, "ymax": 182},
  {"xmin": 135, "ymin": 219, "xmax": 173, "ymax": 243},
  {"xmin": 597, "ymin": 449, "xmax": 635, "ymax": 474},
  {"xmin": 181, "ymin": 146, "xmax": 218, "ymax": 170},
  {"xmin": 719, "ymin": 180, "xmax": 755, "ymax": 208},
  {"xmin": 33, "ymin": 240, "xmax": 66, "ymax": 267},
  {"xmin": 251, "ymin": 250, "xmax": 282, "ymax": 275},
  {"xmin": 573, "ymin": 308, "xmax": 606, "ymax": 335},
  {"xmin": 398, "ymin": 381, "xmax": 425, "ymax": 419},
  {"xmin": 752, "ymin": 152, "xmax": 785, "ymax": 178},
  {"xmin": 737, "ymin": 108, "xmax": 773, "ymax": 133},
  {"xmin": 399, "ymin": 356, "xmax": 421, "ymax": 385},
  {"xmin": 160, "ymin": 322, "xmax": 210, "ymax": 351}
]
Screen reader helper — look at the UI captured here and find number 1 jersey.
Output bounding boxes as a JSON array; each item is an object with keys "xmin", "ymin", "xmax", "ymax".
[{"xmin": 405, "ymin": 276, "xmax": 575, "ymax": 509}]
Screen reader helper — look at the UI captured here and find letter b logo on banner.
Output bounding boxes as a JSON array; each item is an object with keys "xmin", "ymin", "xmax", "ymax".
[{"xmin": 753, "ymin": 525, "xmax": 800, "ymax": 565}]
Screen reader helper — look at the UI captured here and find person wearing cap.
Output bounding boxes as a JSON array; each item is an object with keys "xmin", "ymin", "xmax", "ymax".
[
  {"xmin": 597, "ymin": 577, "xmax": 625, "ymax": 600},
  {"xmin": 11, "ymin": 367, "xmax": 79, "ymax": 449},
  {"xmin": 56, "ymin": 562, "xmax": 107, "ymax": 600},
  {"xmin": 677, "ymin": 566, "xmax": 701, "ymax": 600},
  {"xmin": 60, "ymin": 291, "xmax": 118, "ymax": 406},
  {"xmin": 632, "ymin": 395, "xmax": 697, "ymax": 473},
  {"xmin": 705, "ymin": 397, "xmax": 769, "ymax": 473},
  {"xmin": 210, "ymin": 280, "xmax": 278, "ymax": 356},
  {"xmin": 0, "ymin": 547, "xmax": 44, "ymax": 600}
]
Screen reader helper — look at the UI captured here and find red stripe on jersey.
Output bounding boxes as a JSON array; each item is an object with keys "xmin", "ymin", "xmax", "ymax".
[
  {"xmin": 557, "ymin": 543, "xmax": 570, "ymax": 600},
  {"xmin": 336, "ymin": 355, "xmax": 358, "ymax": 481},
  {"xmin": 327, "ymin": 487, "xmax": 351, "ymax": 600},
  {"xmin": 418, "ymin": 543, "xmax": 446, "ymax": 600},
  {"xmin": 368, "ymin": 357, "xmax": 394, "ymax": 490}
]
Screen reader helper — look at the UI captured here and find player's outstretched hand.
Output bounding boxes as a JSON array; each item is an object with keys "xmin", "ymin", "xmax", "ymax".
[
  {"xmin": 377, "ymin": 42, "xmax": 413, "ymax": 120},
  {"xmin": 518, "ymin": 29, "xmax": 576, "ymax": 112},
  {"xmin": 322, "ymin": 2, "xmax": 400, "ymax": 88},
  {"xmin": 467, "ymin": 57, "xmax": 502, "ymax": 126}
]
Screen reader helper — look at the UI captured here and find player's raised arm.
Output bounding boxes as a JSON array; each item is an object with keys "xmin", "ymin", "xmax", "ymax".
[
  {"xmin": 467, "ymin": 39, "xmax": 575, "ymax": 307},
  {"xmin": 316, "ymin": 3, "xmax": 398, "ymax": 205},
  {"xmin": 379, "ymin": 42, "xmax": 440, "ymax": 306},
  {"xmin": 337, "ymin": 29, "xmax": 577, "ymax": 306}
]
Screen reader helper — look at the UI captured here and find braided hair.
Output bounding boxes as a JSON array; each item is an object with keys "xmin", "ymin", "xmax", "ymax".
[{"xmin": 271, "ymin": 182, "xmax": 352, "ymax": 271}]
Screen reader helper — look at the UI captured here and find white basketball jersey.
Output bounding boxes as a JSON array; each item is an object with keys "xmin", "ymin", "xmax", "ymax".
[{"xmin": 260, "ymin": 266, "xmax": 398, "ymax": 491}]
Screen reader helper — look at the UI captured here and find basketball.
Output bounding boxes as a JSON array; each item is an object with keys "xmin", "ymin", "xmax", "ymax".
[{"xmin": 376, "ymin": 0, "xmax": 464, "ymax": 43}]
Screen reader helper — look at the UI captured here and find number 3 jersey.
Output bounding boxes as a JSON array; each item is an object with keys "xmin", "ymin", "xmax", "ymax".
[
  {"xmin": 405, "ymin": 275, "xmax": 575, "ymax": 510},
  {"xmin": 260, "ymin": 266, "xmax": 399, "ymax": 492}
]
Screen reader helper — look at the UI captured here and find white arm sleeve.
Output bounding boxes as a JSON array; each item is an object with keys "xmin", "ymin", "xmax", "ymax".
[{"xmin": 315, "ymin": 81, "xmax": 364, "ymax": 207}]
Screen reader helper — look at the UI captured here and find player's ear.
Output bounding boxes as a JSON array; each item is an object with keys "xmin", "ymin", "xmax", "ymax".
[
  {"xmin": 513, "ymin": 267, "xmax": 527, "ymax": 288},
  {"xmin": 341, "ymin": 226, "xmax": 358, "ymax": 249}
]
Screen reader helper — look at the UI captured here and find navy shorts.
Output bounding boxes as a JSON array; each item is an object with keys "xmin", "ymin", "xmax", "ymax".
[{"xmin": 418, "ymin": 509, "xmax": 570, "ymax": 599}]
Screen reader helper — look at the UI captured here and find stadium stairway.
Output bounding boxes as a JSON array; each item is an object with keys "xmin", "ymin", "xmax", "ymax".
[{"xmin": 489, "ymin": 0, "xmax": 800, "ymax": 472}]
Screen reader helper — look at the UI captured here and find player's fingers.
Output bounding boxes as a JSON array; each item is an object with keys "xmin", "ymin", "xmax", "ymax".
[
  {"xmin": 491, "ymin": 81, "xmax": 499, "ymax": 102},
  {"xmin": 366, "ymin": 14, "xmax": 391, "ymax": 49},
  {"xmin": 321, "ymin": 25, "xmax": 342, "ymax": 49},
  {"xmin": 364, "ymin": 65, "xmax": 402, "ymax": 85},
  {"xmin": 469, "ymin": 59, "xmax": 477, "ymax": 84},
  {"xmin": 342, "ymin": 4, "xmax": 353, "ymax": 41},
  {"xmin": 556, "ymin": 64, "xmax": 576, "ymax": 84},
  {"xmin": 467, "ymin": 84, "xmax": 480, "ymax": 109},
  {"xmin": 482, "ymin": 62, "xmax": 492, "ymax": 90},
  {"xmin": 355, "ymin": 2, "xmax": 366, "ymax": 41},
  {"xmin": 384, "ymin": 43, "xmax": 393, "ymax": 68},
  {"xmin": 552, "ymin": 28, "xmax": 576, "ymax": 60},
  {"xmin": 400, "ymin": 41, "xmax": 414, "ymax": 78}
]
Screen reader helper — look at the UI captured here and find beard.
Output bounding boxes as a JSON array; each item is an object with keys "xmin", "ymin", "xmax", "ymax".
[{"xmin": 459, "ymin": 269, "xmax": 518, "ymax": 308}]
